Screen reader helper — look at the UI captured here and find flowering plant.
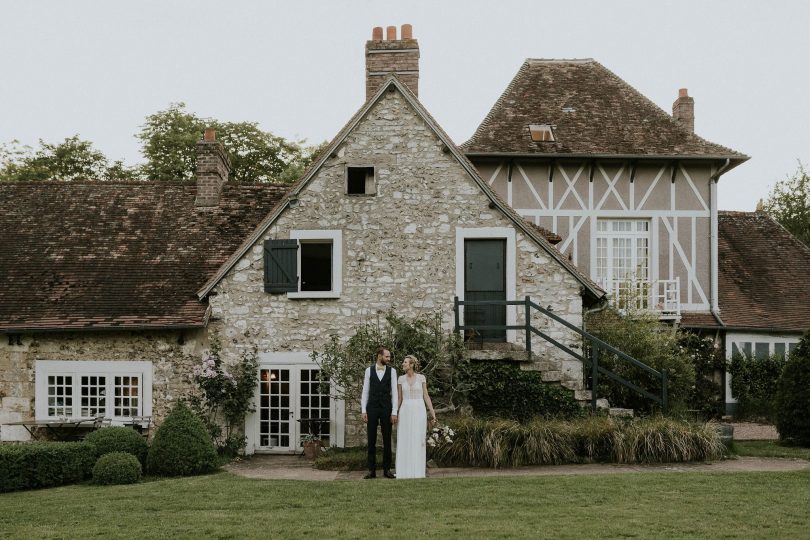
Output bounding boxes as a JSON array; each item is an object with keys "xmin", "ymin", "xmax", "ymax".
[{"xmin": 427, "ymin": 424, "xmax": 454, "ymax": 447}]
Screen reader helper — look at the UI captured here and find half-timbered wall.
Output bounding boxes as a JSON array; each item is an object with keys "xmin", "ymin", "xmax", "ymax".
[{"xmin": 474, "ymin": 159, "xmax": 718, "ymax": 313}]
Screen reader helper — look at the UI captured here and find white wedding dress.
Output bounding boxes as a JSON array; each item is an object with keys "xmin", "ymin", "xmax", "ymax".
[{"xmin": 396, "ymin": 374, "xmax": 427, "ymax": 479}]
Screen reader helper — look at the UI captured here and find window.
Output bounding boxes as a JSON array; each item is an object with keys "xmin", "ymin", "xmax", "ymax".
[
  {"xmin": 528, "ymin": 124, "xmax": 555, "ymax": 142},
  {"xmin": 346, "ymin": 166, "xmax": 375, "ymax": 195},
  {"xmin": 595, "ymin": 219, "xmax": 650, "ymax": 308},
  {"xmin": 36, "ymin": 361, "xmax": 152, "ymax": 421},
  {"xmin": 263, "ymin": 230, "xmax": 342, "ymax": 299}
]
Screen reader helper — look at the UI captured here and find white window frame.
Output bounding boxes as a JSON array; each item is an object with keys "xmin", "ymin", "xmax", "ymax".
[
  {"xmin": 724, "ymin": 333, "xmax": 801, "ymax": 405},
  {"xmin": 35, "ymin": 360, "xmax": 153, "ymax": 422},
  {"xmin": 287, "ymin": 229, "xmax": 343, "ymax": 299},
  {"xmin": 594, "ymin": 219, "xmax": 651, "ymax": 308},
  {"xmin": 455, "ymin": 227, "xmax": 517, "ymax": 343}
]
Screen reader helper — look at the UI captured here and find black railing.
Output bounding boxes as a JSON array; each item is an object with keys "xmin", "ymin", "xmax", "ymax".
[{"xmin": 453, "ymin": 296, "xmax": 668, "ymax": 413}]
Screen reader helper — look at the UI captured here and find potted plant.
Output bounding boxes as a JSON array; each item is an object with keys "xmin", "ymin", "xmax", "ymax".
[{"xmin": 301, "ymin": 432, "xmax": 322, "ymax": 460}]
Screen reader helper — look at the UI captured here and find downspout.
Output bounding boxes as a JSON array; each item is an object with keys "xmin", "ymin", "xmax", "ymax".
[{"xmin": 709, "ymin": 159, "xmax": 731, "ymax": 323}]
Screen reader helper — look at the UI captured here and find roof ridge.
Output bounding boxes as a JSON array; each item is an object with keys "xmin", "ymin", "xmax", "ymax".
[
  {"xmin": 460, "ymin": 60, "xmax": 531, "ymax": 151},
  {"xmin": 589, "ymin": 60, "xmax": 748, "ymax": 158},
  {"xmin": 525, "ymin": 58, "xmax": 594, "ymax": 64}
]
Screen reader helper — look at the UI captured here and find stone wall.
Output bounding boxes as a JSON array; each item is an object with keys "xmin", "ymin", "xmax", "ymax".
[
  {"xmin": 0, "ymin": 329, "xmax": 207, "ymax": 441},
  {"xmin": 210, "ymin": 89, "xmax": 585, "ymax": 448}
]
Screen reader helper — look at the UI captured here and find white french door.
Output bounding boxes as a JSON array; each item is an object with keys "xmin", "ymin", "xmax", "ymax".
[{"xmin": 257, "ymin": 366, "xmax": 332, "ymax": 452}]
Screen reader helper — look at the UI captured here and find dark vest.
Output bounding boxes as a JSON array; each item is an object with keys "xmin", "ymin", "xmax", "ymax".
[{"xmin": 368, "ymin": 365, "xmax": 392, "ymax": 411}]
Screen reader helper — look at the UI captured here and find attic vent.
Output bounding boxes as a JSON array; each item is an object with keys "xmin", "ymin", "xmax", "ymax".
[{"xmin": 529, "ymin": 124, "xmax": 555, "ymax": 142}]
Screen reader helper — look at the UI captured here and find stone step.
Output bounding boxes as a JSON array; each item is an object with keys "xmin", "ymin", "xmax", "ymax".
[
  {"xmin": 463, "ymin": 350, "xmax": 530, "ymax": 362},
  {"xmin": 540, "ymin": 370, "xmax": 562, "ymax": 382},
  {"xmin": 609, "ymin": 408, "xmax": 634, "ymax": 418},
  {"xmin": 559, "ymin": 379, "xmax": 584, "ymax": 391}
]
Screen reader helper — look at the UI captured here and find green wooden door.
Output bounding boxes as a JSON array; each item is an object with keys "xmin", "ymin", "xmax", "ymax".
[{"xmin": 464, "ymin": 239, "xmax": 506, "ymax": 342}]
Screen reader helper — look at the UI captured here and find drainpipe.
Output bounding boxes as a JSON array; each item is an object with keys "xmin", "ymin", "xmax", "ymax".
[{"xmin": 709, "ymin": 159, "xmax": 731, "ymax": 321}]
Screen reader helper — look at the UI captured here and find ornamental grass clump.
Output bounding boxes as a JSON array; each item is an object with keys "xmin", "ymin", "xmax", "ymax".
[
  {"xmin": 146, "ymin": 402, "xmax": 218, "ymax": 477},
  {"xmin": 92, "ymin": 452, "xmax": 142, "ymax": 485},
  {"xmin": 429, "ymin": 415, "xmax": 724, "ymax": 468},
  {"xmin": 610, "ymin": 417, "xmax": 724, "ymax": 463},
  {"xmin": 85, "ymin": 426, "xmax": 148, "ymax": 466}
]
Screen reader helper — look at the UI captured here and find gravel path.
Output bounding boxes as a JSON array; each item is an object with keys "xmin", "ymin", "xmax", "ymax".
[
  {"xmin": 729, "ymin": 422, "xmax": 779, "ymax": 440},
  {"xmin": 225, "ymin": 454, "xmax": 809, "ymax": 481}
]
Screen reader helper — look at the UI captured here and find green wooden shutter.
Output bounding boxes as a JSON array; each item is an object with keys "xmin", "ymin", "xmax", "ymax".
[{"xmin": 264, "ymin": 239, "xmax": 299, "ymax": 293}]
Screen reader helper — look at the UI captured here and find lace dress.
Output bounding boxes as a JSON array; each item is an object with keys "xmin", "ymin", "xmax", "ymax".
[{"xmin": 396, "ymin": 374, "xmax": 427, "ymax": 479}]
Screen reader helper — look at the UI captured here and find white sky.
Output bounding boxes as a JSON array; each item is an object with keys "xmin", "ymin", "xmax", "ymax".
[{"xmin": 1, "ymin": 0, "xmax": 808, "ymax": 210}]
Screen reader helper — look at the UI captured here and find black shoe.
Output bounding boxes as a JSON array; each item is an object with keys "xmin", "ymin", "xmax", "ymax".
[
  {"xmin": 383, "ymin": 470, "xmax": 396, "ymax": 479},
  {"xmin": 363, "ymin": 471, "xmax": 376, "ymax": 479}
]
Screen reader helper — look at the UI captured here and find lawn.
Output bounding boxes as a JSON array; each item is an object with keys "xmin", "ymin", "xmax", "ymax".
[
  {"xmin": 733, "ymin": 441, "xmax": 810, "ymax": 460},
  {"xmin": 1, "ymin": 470, "xmax": 809, "ymax": 538}
]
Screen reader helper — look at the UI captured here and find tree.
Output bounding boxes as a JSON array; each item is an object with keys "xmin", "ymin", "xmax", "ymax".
[
  {"xmin": 764, "ymin": 162, "xmax": 810, "ymax": 247},
  {"xmin": 0, "ymin": 136, "xmax": 138, "ymax": 182},
  {"xmin": 137, "ymin": 102, "xmax": 319, "ymax": 184}
]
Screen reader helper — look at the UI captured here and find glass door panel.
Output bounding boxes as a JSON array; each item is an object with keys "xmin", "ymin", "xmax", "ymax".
[{"xmin": 259, "ymin": 368, "xmax": 293, "ymax": 450}]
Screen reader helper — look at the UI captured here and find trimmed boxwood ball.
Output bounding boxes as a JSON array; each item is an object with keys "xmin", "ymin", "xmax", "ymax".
[
  {"xmin": 92, "ymin": 452, "xmax": 142, "ymax": 485},
  {"xmin": 146, "ymin": 402, "xmax": 218, "ymax": 476},
  {"xmin": 85, "ymin": 426, "xmax": 148, "ymax": 465},
  {"xmin": 776, "ymin": 331, "xmax": 810, "ymax": 446}
]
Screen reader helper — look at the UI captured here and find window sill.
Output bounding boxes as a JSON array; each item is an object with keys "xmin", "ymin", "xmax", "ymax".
[{"xmin": 287, "ymin": 291, "xmax": 341, "ymax": 300}]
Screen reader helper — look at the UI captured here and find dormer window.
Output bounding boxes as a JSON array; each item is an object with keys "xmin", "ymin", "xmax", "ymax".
[
  {"xmin": 529, "ymin": 124, "xmax": 555, "ymax": 142},
  {"xmin": 346, "ymin": 166, "xmax": 376, "ymax": 195}
]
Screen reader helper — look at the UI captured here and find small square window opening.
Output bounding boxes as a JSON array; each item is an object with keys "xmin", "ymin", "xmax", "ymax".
[
  {"xmin": 529, "ymin": 124, "xmax": 555, "ymax": 142},
  {"xmin": 346, "ymin": 167, "xmax": 375, "ymax": 195}
]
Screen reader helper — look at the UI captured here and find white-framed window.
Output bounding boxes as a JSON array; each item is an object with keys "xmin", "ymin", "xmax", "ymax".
[
  {"xmin": 287, "ymin": 230, "xmax": 343, "ymax": 299},
  {"xmin": 35, "ymin": 360, "xmax": 153, "ymax": 421},
  {"xmin": 595, "ymin": 219, "xmax": 651, "ymax": 307}
]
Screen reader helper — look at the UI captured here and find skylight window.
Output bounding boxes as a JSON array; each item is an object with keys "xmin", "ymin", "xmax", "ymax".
[{"xmin": 529, "ymin": 124, "xmax": 555, "ymax": 142}]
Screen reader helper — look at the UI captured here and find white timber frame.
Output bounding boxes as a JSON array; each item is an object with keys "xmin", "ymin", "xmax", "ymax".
[
  {"xmin": 287, "ymin": 229, "xmax": 343, "ymax": 299},
  {"xmin": 485, "ymin": 161, "xmax": 712, "ymax": 313},
  {"xmin": 455, "ymin": 227, "xmax": 517, "ymax": 344},
  {"xmin": 245, "ymin": 351, "xmax": 346, "ymax": 455}
]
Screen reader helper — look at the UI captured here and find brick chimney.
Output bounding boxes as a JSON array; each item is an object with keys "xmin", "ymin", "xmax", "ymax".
[
  {"xmin": 365, "ymin": 24, "xmax": 419, "ymax": 100},
  {"xmin": 672, "ymin": 88, "xmax": 695, "ymax": 133},
  {"xmin": 195, "ymin": 128, "xmax": 230, "ymax": 207}
]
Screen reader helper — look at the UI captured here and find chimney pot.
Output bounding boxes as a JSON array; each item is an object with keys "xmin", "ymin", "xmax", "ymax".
[
  {"xmin": 386, "ymin": 25, "xmax": 396, "ymax": 40},
  {"xmin": 365, "ymin": 25, "xmax": 420, "ymax": 100},
  {"xmin": 372, "ymin": 26, "xmax": 383, "ymax": 41},
  {"xmin": 679, "ymin": 88, "xmax": 689, "ymax": 98},
  {"xmin": 203, "ymin": 127, "xmax": 216, "ymax": 141},
  {"xmin": 401, "ymin": 24, "xmax": 412, "ymax": 39},
  {"xmin": 196, "ymin": 130, "xmax": 230, "ymax": 207}
]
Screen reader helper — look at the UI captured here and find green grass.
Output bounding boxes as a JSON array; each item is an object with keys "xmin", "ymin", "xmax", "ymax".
[
  {"xmin": 1, "ymin": 470, "xmax": 810, "ymax": 538},
  {"xmin": 314, "ymin": 446, "xmax": 387, "ymax": 471},
  {"xmin": 734, "ymin": 440, "xmax": 810, "ymax": 460}
]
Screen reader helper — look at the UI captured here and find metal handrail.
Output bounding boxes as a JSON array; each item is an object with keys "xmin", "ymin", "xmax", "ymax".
[{"xmin": 453, "ymin": 296, "xmax": 668, "ymax": 413}]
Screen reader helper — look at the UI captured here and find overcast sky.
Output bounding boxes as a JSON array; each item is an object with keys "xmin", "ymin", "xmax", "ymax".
[{"xmin": 1, "ymin": 0, "xmax": 808, "ymax": 210}]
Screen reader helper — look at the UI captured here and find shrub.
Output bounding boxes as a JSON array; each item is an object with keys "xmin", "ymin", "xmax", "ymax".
[
  {"xmin": 0, "ymin": 442, "xmax": 96, "ymax": 493},
  {"xmin": 85, "ymin": 426, "xmax": 148, "ymax": 465},
  {"xmin": 146, "ymin": 402, "xmax": 218, "ymax": 476},
  {"xmin": 585, "ymin": 307, "xmax": 695, "ymax": 413},
  {"xmin": 92, "ymin": 452, "xmax": 142, "ymax": 485},
  {"xmin": 456, "ymin": 361, "xmax": 581, "ymax": 421},
  {"xmin": 729, "ymin": 352, "xmax": 787, "ymax": 421},
  {"xmin": 776, "ymin": 332, "xmax": 810, "ymax": 446},
  {"xmin": 429, "ymin": 415, "xmax": 723, "ymax": 468},
  {"xmin": 679, "ymin": 332, "xmax": 725, "ymax": 419}
]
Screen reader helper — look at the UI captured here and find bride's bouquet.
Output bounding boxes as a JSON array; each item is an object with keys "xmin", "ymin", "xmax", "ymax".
[{"xmin": 427, "ymin": 424, "xmax": 455, "ymax": 447}]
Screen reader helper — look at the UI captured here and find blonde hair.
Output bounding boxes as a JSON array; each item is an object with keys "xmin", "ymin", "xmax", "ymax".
[{"xmin": 403, "ymin": 355, "xmax": 420, "ymax": 372}]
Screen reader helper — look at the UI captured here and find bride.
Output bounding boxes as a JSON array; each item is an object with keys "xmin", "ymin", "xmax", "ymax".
[{"xmin": 395, "ymin": 354, "xmax": 437, "ymax": 479}]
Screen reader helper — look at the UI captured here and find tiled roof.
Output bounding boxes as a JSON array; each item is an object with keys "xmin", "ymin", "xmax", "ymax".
[
  {"xmin": 715, "ymin": 211, "xmax": 810, "ymax": 332},
  {"xmin": 524, "ymin": 220, "xmax": 562, "ymax": 245},
  {"xmin": 462, "ymin": 59, "xmax": 748, "ymax": 160},
  {"xmin": 0, "ymin": 181, "xmax": 287, "ymax": 332}
]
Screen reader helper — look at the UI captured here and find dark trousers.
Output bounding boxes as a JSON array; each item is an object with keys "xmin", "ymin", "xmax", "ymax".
[{"xmin": 367, "ymin": 407, "xmax": 392, "ymax": 472}]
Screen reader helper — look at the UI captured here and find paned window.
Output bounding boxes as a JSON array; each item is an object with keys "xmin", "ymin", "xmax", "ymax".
[
  {"xmin": 47, "ymin": 375, "xmax": 73, "ymax": 417},
  {"xmin": 595, "ymin": 219, "xmax": 650, "ymax": 307},
  {"xmin": 80, "ymin": 375, "xmax": 107, "ymax": 417}
]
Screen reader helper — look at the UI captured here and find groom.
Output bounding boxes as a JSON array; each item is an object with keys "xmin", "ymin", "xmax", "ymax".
[{"xmin": 361, "ymin": 347, "xmax": 398, "ymax": 479}]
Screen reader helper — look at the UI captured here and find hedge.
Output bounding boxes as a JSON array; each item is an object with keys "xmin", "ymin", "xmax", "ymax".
[
  {"xmin": 92, "ymin": 452, "xmax": 142, "ymax": 485},
  {"xmin": 0, "ymin": 442, "xmax": 97, "ymax": 493},
  {"xmin": 146, "ymin": 402, "xmax": 218, "ymax": 476},
  {"xmin": 776, "ymin": 332, "xmax": 810, "ymax": 446},
  {"xmin": 85, "ymin": 426, "xmax": 148, "ymax": 466}
]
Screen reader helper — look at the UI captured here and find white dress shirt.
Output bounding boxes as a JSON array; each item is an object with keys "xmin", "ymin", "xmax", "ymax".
[{"xmin": 360, "ymin": 365, "xmax": 398, "ymax": 415}]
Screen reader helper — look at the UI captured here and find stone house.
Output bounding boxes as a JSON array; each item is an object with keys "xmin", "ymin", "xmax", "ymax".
[{"xmin": 1, "ymin": 25, "xmax": 805, "ymax": 445}]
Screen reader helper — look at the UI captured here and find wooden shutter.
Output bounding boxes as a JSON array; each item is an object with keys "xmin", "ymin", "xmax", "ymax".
[{"xmin": 264, "ymin": 239, "xmax": 299, "ymax": 293}]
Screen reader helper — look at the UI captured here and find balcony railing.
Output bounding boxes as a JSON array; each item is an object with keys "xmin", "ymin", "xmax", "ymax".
[{"xmin": 597, "ymin": 278, "xmax": 680, "ymax": 319}]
